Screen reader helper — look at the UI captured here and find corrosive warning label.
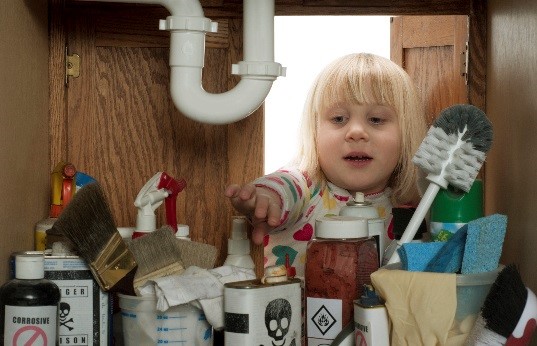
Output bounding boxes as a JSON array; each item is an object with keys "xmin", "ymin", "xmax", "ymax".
[{"xmin": 4, "ymin": 306, "xmax": 57, "ymax": 345}]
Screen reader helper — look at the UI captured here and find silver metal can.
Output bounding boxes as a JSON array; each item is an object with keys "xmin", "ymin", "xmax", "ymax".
[{"xmin": 224, "ymin": 277, "xmax": 302, "ymax": 346}]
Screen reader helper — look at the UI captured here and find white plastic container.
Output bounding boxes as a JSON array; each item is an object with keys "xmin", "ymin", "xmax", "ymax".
[
  {"xmin": 118, "ymin": 294, "xmax": 213, "ymax": 345},
  {"xmin": 223, "ymin": 217, "xmax": 255, "ymax": 269}
]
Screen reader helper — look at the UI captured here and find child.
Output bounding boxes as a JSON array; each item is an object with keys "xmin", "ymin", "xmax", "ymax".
[{"xmin": 225, "ymin": 53, "xmax": 426, "ymax": 278}]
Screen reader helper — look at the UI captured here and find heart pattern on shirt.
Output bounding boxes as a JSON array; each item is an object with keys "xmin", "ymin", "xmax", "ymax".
[
  {"xmin": 293, "ymin": 223, "xmax": 313, "ymax": 241},
  {"xmin": 272, "ymin": 245, "xmax": 298, "ymax": 266}
]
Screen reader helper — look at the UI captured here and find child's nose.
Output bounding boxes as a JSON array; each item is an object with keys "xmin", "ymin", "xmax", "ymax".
[{"xmin": 345, "ymin": 120, "xmax": 369, "ymax": 142}]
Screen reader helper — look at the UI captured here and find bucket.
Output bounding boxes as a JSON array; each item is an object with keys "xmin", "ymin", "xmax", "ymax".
[
  {"xmin": 381, "ymin": 263, "xmax": 502, "ymax": 321},
  {"xmin": 118, "ymin": 294, "xmax": 213, "ymax": 345},
  {"xmin": 455, "ymin": 265, "xmax": 502, "ymax": 321}
]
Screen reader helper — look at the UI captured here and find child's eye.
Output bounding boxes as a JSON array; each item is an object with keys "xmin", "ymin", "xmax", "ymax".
[
  {"xmin": 369, "ymin": 116, "xmax": 385, "ymax": 125},
  {"xmin": 331, "ymin": 115, "xmax": 347, "ymax": 124}
]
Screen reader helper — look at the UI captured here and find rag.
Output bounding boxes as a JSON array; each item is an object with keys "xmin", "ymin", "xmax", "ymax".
[{"xmin": 139, "ymin": 265, "xmax": 256, "ymax": 330}]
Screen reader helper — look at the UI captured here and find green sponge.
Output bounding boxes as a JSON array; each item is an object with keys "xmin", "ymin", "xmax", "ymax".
[{"xmin": 461, "ymin": 214, "xmax": 507, "ymax": 274}]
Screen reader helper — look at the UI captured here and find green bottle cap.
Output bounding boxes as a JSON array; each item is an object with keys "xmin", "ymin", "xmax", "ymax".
[{"xmin": 430, "ymin": 179, "xmax": 484, "ymax": 223}]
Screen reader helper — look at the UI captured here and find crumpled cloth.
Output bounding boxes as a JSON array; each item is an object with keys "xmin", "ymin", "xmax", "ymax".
[
  {"xmin": 371, "ymin": 268, "xmax": 457, "ymax": 345},
  {"xmin": 138, "ymin": 265, "xmax": 255, "ymax": 330}
]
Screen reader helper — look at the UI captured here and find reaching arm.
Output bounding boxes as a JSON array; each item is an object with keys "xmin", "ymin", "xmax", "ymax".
[{"xmin": 224, "ymin": 183, "xmax": 282, "ymax": 245}]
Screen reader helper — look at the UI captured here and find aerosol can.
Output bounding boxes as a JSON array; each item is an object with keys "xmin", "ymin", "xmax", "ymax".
[
  {"xmin": 353, "ymin": 284, "xmax": 390, "ymax": 346},
  {"xmin": 339, "ymin": 192, "xmax": 386, "ymax": 264}
]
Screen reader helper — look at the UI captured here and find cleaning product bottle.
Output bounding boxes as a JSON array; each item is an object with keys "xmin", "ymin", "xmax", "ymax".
[
  {"xmin": 354, "ymin": 284, "xmax": 390, "ymax": 346},
  {"xmin": 175, "ymin": 224, "xmax": 191, "ymax": 240},
  {"xmin": 132, "ymin": 172, "xmax": 169, "ymax": 239},
  {"xmin": 339, "ymin": 192, "xmax": 386, "ymax": 264},
  {"xmin": 35, "ymin": 161, "xmax": 77, "ymax": 250},
  {"xmin": 429, "ymin": 179, "xmax": 484, "ymax": 241},
  {"xmin": 223, "ymin": 216, "xmax": 255, "ymax": 269},
  {"xmin": 1, "ymin": 253, "xmax": 61, "ymax": 344},
  {"xmin": 157, "ymin": 172, "xmax": 187, "ymax": 233}
]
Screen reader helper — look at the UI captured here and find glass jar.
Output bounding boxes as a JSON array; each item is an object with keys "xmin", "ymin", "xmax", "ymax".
[{"xmin": 305, "ymin": 216, "xmax": 379, "ymax": 345}]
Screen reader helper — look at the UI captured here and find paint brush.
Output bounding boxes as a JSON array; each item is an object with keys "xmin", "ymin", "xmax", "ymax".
[
  {"xmin": 50, "ymin": 182, "xmax": 137, "ymax": 291},
  {"xmin": 128, "ymin": 225, "xmax": 185, "ymax": 294}
]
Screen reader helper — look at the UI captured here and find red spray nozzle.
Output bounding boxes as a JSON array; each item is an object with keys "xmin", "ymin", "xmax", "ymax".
[
  {"xmin": 157, "ymin": 172, "xmax": 186, "ymax": 233},
  {"xmin": 285, "ymin": 253, "xmax": 296, "ymax": 278}
]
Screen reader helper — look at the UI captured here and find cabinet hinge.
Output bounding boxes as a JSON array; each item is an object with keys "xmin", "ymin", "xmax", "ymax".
[
  {"xmin": 65, "ymin": 47, "xmax": 80, "ymax": 86},
  {"xmin": 460, "ymin": 42, "xmax": 469, "ymax": 85}
]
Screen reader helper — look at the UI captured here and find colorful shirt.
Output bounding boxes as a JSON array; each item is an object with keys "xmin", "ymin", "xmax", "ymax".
[{"xmin": 253, "ymin": 167, "xmax": 394, "ymax": 279}]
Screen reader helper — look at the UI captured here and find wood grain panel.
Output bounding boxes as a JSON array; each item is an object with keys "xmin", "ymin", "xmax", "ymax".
[
  {"xmin": 50, "ymin": 0, "xmax": 69, "ymax": 170},
  {"xmin": 392, "ymin": 15, "xmax": 468, "ymax": 125},
  {"xmin": 60, "ymin": 3, "xmax": 262, "ymax": 270},
  {"xmin": 405, "ymin": 46, "xmax": 460, "ymax": 125}
]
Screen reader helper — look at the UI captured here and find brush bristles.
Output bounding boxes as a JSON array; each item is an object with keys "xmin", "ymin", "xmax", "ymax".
[
  {"xmin": 51, "ymin": 183, "xmax": 118, "ymax": 263},
  {"xmin": 481, "ymin": 264, "xmax": 527, "ymax": 337},
  {"xmin": 128, "ymin": 226, "xmax": 183, "ymax": 278},
  {"xmin": 434, "ymin": 104, "xmax": 493, "ymax": 152},
  {"xmin": 412, "ymin": 104, "xmax": 493, "ymax": 192},
  {"xmin": 413, "ymin": 127, "xmax": 454, "ymax": 174}
]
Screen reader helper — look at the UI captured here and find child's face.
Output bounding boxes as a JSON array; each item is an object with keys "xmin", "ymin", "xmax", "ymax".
[{"xmin": 317, "ymin": 102, "xmax": 401, "ymax": 195}]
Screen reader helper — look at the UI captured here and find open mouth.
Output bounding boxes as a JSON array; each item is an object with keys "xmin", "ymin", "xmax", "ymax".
[{"xmin": 344, "ymin": 155, "xmax": 372, "ymax": 162}]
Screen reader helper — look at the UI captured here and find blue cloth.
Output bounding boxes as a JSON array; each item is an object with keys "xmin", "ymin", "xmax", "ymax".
[
  {"xmin": 426, "ymin": 225, "xmax": 468, "ymax": 273},
  {"xmin": 398, "ymin": 242, "xmax": 445, "ymax": 272}
]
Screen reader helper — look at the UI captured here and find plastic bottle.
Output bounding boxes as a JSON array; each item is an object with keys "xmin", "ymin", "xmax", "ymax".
[
  {"xmin": 175, "ymin": 224, "xmax": 191, "ymax": 241},
  {"xmin": 1, "ymin": 253, "xmax": 61, "ymax": 344},
  {"xmin": 305, "ymin": 216, "xmax": 379, "ymax": 345},
  {"xmin": 34, "ymin": 217, "xmax": 57, "ymax": 251},
  {"xmin": 223, "ymin": 216, "xmax": 255, "ymax": 269}
]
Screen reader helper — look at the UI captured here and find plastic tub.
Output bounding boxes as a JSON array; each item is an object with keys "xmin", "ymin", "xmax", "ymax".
[
  {"xmin": 455, "ymin": 265, "xmax": 502, "ymax": 321},
  {"xmin": 118, "ymin": 294, "xmax": 213, "ymax": 345},
  {"xmin": 381, "ymin": 264, "xmax": 502, "ymax": 321}
]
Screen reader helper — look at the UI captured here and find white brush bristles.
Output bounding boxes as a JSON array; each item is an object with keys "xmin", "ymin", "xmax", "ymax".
[{"xmin": 412, "ymin": 125, "xmax": 486, "ymax": 192}]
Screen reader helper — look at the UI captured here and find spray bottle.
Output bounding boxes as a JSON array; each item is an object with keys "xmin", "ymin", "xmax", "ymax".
[
  {"xmin": 35, "ymin": 161, "xmax": 76, "ymax": 251},
  {"xmin": 132, "ymin": 172, "xmax": 169, "ymax": 238},
  {"xmin": 157, "ymin": 172, "xmax": 187, "ymax": 233},
  {"xmin": 132, "ymin": 172, "xmax": 187, "ymax": 239},
  {"xmin": 223, "ymin": 216, "xmax": 255, "ymax": 269}
]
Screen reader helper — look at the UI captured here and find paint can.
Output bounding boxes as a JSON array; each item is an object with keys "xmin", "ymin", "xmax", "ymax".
[
  {"xmin": 224, "ymin": 273, "xmax": 302, "ymax": 346},
  {"xmin": 10, "ymin": 251, "xmax": 111, "ymax": 345}
]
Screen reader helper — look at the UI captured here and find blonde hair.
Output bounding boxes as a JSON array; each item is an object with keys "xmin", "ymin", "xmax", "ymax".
[{"xmin": 294, "ymin": 53, "xmax": 426, "ymax": 205}]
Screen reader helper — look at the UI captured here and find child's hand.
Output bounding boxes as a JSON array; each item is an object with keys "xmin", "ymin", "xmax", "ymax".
[{"xmin": 225, "ymin": 183, "xmax": 282, "ymax": 245}]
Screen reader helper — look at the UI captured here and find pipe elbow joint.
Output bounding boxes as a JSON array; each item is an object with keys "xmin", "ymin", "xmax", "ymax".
[{"xmin": 170, "ymin": 68, "xmax": 274, "ymax": 125}]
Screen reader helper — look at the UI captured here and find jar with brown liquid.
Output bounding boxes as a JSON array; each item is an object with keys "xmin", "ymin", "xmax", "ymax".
[{"xmin": 305, "ymin": 216, "xmax": 379, "ymax": 345}]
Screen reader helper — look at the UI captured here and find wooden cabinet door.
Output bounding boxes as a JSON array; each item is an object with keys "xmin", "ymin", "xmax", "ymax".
[
  {"xmin": 50, "ymin": 2, "xmax": 264, "ymax": 269},
  {"xmin": 391, "ymin": 15, "xmax": 469, "ymax": 125}
]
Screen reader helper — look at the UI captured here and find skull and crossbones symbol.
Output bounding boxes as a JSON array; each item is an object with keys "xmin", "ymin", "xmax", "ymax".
[
  {"xmin": 59, "ymin": 302, "xmax": 74, "ymax": 331},
  {"xmin": 265, "ymin": 298, "xmax": 296, "ymax": 346}
]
